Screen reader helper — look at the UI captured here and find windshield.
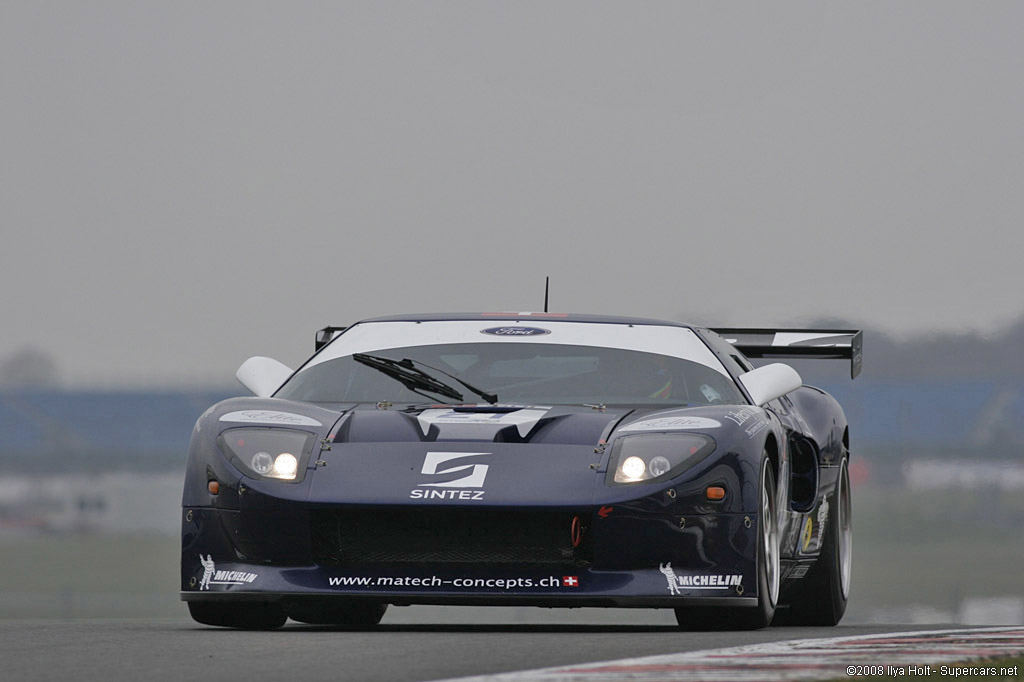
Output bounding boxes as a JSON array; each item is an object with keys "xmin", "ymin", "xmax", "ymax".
[{"xmin": 277, "ymin": 341, "xmax": 746, "ymax": 407}]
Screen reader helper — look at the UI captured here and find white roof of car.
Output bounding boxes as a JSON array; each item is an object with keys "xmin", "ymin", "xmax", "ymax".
[{"xmin": 302, "ymin": 319, "xmax": 730, "ymax": 378}]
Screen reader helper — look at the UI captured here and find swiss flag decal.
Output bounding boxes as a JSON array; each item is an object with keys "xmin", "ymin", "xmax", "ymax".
[{"xmin": 563, "ymin": 576, "xmax": 579, "ymax": 587}]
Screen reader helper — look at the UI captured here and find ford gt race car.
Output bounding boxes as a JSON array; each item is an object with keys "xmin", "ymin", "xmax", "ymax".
[{"xmin": 181, "ymin": 313, "xmax": 861, "ymax": 630}]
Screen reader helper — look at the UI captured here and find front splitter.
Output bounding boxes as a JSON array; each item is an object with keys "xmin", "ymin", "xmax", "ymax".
[{"xmin": 181, "ymin": 561, "xmax": 758, "ymax": 608}]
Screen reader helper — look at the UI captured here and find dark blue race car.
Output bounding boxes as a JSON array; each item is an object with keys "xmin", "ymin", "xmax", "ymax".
[{"xmin": 181, "ymin": 313, "xmax": 861, "ymax": 629}]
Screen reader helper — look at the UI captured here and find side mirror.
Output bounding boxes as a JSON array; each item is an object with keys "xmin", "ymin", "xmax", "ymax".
[
  {"xmin": 738, "ymin": 363, "xmax": 803, "ymax": 407},
  {"xmin": 236, "ymin": 357, "xmax": 294, "ymax": 398},
  {"xmin": 315, "ymin": 326, "xmax": 347, "ymax": 352}
]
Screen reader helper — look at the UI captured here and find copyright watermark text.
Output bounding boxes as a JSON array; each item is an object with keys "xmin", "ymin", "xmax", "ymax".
[{"xmin": 846, "ymin": 664, "xmax": 1020, "ymax": 677}]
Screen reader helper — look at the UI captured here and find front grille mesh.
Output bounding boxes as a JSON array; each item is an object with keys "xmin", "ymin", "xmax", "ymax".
[{"xmin": 311, "ymin": 508, "xmax": 583, "ymax": 566}]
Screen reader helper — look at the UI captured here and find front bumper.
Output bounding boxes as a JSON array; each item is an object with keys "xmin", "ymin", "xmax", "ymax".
[{"xmin": 181, "ymin": 504, "xmax": 760, "ymax": 608}]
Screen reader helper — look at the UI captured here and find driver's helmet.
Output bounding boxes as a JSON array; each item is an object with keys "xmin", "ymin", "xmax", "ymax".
[{"xmin": 611, "ymin": 353, "xmax": 672, "ymax": 399}]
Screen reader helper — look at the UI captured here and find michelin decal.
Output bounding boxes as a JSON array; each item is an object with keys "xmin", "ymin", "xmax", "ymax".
[
  {"xmin": 659, "ymin": 563, "xmax": 742, "ymax": 595},
  {"xmin": 198, "ymin": 555, "xmax": 258, "ymax": 590}
]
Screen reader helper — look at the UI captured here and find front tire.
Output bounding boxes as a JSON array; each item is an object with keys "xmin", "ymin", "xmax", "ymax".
[
  {"xmin": 187, "ymin": 601, "xmax": 287, "ymax": 630},
  {"xmin": 675, "ymin": 455, "xmax": 779, "ymax": 630},
  {"xmin": 773, "ymin": 457, "xmax": 852, "ymax": 626},
  {"xmin": 286, "ymin": 600, "xmax": 388, "ymax": 626}
]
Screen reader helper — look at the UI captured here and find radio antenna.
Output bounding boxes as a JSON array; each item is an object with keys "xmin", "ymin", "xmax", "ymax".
[{"xmin": 543, "ymin": 276, "xmax": 550, "ymax": 313}]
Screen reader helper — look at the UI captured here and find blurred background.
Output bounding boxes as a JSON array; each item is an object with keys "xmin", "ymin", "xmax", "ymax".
[{"xmin": 2, "ymin": 2, "xmax": 1022, "ymax": 624}]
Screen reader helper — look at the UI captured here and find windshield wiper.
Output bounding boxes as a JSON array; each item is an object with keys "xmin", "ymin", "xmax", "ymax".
[
  {"xmin": 411, "ymin": 359, "xmax": 497, "ymax": 404},
  {"xmin": 354, "ymin": 354, "xmax": 462, "ymax": 403},
  {"xmin": 353, "ymin": 354, "xmax": 498, "ymax": 405}
]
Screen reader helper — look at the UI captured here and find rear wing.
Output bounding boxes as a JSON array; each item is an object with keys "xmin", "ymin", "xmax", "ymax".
[{"xmin": 710, "ymin": 328, "xmax": 863, "ymax": 379}]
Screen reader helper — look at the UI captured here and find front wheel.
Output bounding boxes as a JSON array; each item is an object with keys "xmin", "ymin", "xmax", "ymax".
[
  {"xmin": 676, "ymin": 455, "xmax": 779, "ymax": 630},
  {"xmin": 773, "ymin": 457, "xmax": 852, "ymax": 626}
]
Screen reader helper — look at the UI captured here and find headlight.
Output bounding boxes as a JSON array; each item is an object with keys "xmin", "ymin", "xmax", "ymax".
[
  {"xmin": 217, "ymin": 428, "xmax": 317, "ymax": 482},
  {"xmin": 607, "ymin": 434, "xmax": 716, "ymax": 484}
]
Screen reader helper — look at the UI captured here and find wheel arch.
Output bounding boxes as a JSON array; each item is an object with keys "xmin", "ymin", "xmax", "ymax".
[{"xmin": 763, "ymin": 432, "xmax": 780, "ymax": 485}]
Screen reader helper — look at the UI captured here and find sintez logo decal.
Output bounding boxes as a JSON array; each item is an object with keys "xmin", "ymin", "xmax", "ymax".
[{"xmin": 410, "ymin": 452, "xmax": 490, "ymax": 500}]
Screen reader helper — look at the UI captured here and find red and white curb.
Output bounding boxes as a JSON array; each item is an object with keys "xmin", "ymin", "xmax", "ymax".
[{"xmin": 437, "ymin": 627, "xmax": 1024, "ymax": 682}]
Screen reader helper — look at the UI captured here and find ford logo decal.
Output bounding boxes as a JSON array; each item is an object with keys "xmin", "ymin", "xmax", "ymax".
[{"xmin": 481, "ymin": 326, "xmax": 551, "ymax": 337}]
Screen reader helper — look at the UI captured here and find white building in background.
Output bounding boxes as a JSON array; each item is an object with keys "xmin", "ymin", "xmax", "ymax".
[
  {"xmin": 0, "ymin": 472, "xmax": 182, "ymax": 534},
  {"xmin": 903, "ymin": 459, "xmax": 1024, "ymax": 491}
]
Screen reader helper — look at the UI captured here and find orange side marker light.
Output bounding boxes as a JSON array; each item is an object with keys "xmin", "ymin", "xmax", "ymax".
[{"xmin": 706, "ymin": 486, "xmax": 726, "ymax": 501}]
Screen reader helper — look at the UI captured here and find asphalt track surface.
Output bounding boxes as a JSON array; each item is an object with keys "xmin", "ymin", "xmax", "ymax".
[{"xmin": 1, "ymin": 607, "xmax": 962, "ymax": 682}]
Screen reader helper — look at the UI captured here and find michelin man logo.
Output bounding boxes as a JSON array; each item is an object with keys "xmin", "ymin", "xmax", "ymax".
[
  {"xmin": 659, "ymin": 563, "xmax": 681, "ymax": 596},
  {"xmin": 199, "ymin": 554, "xmax": 215, "ymax": 591}
]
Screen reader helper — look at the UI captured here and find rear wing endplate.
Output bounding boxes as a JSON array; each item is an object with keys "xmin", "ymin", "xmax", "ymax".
[{"xmin": 711, "ymin": 328, "xmax": 863, "ymax": 379}]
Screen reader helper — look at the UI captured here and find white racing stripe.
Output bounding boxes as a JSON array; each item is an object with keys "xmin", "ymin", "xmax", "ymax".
[
  {"xmin": 432, "ymin": 627, "xmax": 1024, "ymax": 682},
  {"xmin": 416, "ymin": 408, "xmax": 549, "ymax": 438}
]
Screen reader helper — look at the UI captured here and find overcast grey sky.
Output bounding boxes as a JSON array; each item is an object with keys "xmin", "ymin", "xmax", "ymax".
[{"xmin": 2, "ymin": 2, "xmax": 1023, "ymax": 387}]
